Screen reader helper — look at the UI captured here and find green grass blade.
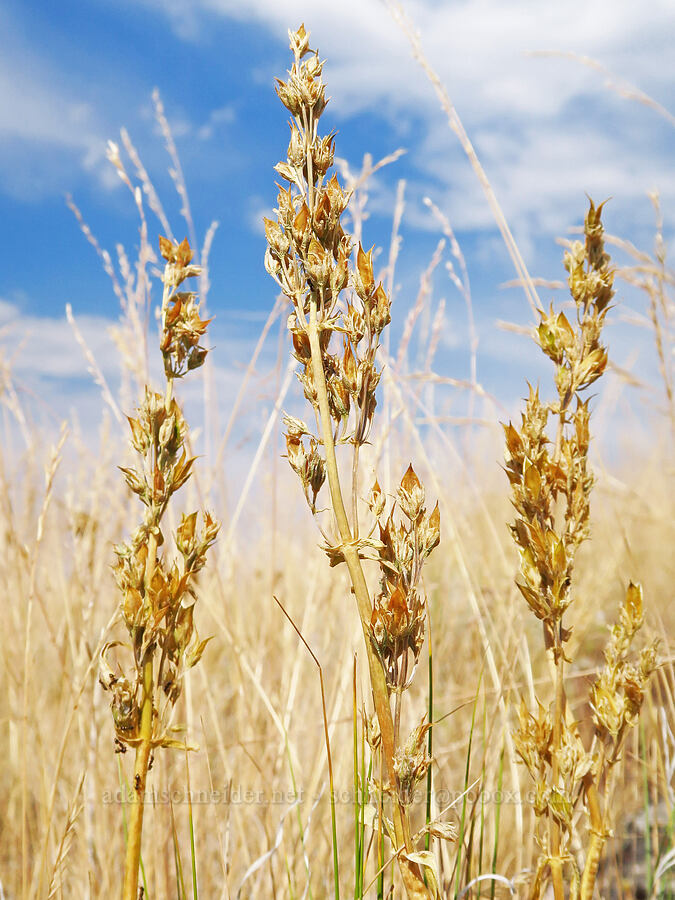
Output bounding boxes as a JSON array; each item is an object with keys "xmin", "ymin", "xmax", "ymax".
[
  {"xmin": 378, "ymin": 748, "xmax": 385, "ymax": 900},
  {"xmin": 641, "ymin": 723, "xmax": 654, "ymax": 896},
  {"xmin": 454, "ymin": 665, "xmax": 484, "ymax": 899},
  {"xmin": 283, "ymin": 728, "xmax": 313, "ymax": 898},
  {"xmin": 185, "ymin": 751, "xmax": 198, "ymax": 899},
  {"xmin": 170, "ymin": 797, "xmax": 187, "ymax": 900},
  {"xmin": 360, "ymin": 733, "xmax": 369, "ymax": 897},
  {"xmin": 477, "ymin": 698, "xmax": 487, "ymax": 897},
  {"xmin": 490, "ymin": 748, "xmax": 505, "ymax": 900}
]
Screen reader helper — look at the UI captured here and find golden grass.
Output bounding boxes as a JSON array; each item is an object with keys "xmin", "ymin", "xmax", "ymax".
[
  {"xmin": 0, "ymin": 415, "xmax": 673, "ymax": 897},
  {"xmin": 1, "ymin": 18, "xmax": 674, "ymax": 900}
]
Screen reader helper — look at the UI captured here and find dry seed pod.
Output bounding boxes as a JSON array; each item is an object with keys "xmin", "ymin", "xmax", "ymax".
[
  {"xmin": 426, "ymin": 820, "xmax": 458, "ymax": 843},
  {"xmin": 367, "ymin": 478, "xmax": 385, "ymax": 520},
  {"xmin": 393, "ymin": 717, "xmax": 433, "ymax": 805},
  {"xmin": 398, "ymin": 464, "xmax": 425, "ymax": 523}
]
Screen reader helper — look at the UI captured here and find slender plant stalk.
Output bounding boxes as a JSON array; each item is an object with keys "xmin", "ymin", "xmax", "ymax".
[
  {"xmin": 549, "ymin": 645, "xmax": 565, "ymax": 900},
  {"xmin": 353, "ymin": 657, "xmax": 361, "ymax": 898},
  {"xmin": 186, "ymin": 750, "xmax": 199, "ymax": 900},
  {"xmin": 549, "ymin": 412, "xmax": 568, "ymax": 900},
  {"xmin": 360, "ymin": 732, "xmax": 369, "ymax": 896},
  {"xmin": 266, "ymin": 25, "xmax": 442, "ymax": 897},
  {"xmin": 100, "ymin": 236, "xmax": 219, "ymax": 899},
  {"xmin": 378, "ymin": 747, "xmax": 385, "ymax": 900},
  {"xmin": 123, "ymin": 524, "xmax": 158, "ymax": 900},
  {"xmin": 424, "ymin": 617, "xmax": 434, "ymax": 855},
  {"xmin": 307, "ymin": 298, "xmax": 397, "ymax": 788},
  {"xmin": 307, "ymin": 297, "xmax": 422, "ymax": 887},
  {"xmin": 490, "ymin": 749, "xmax": 504, "ymax": 900},
  {"xmin": 122, "ymin": 655, "xmax": 154, "ymax": 900},
  {"xmin": 477, "ymin": 702, "xmax": 487, "ymax": 897},
  {"xmin": 639, "ymin": 724, "xmax": 654, "ymax": 898},
  {"xmin": 454, "ymin": 670, "xmax": 481, "ymax": 899},
  {"xmin": 171, "ymin": 798, "xmax": 188, "ymax": 899},
  {"xmin": 274, "ymin": 595, "xmax": 340, "ymax": 899},
  {"xmin": 506, "ymin": 200, "xmax": 658, "ymax": 898}
]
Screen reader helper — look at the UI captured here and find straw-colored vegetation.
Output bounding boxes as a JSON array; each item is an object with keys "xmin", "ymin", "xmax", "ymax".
[
  {"xmin": 505, "ymin": 200, "xmax": 659, "ymax": 898},
  {"xmin": 102, "ymin": 235, "xmax": 218, "ymax": 899},
  {"xmin": 1, "ymin": 20, "xmax": 674, "ymax": 900}
]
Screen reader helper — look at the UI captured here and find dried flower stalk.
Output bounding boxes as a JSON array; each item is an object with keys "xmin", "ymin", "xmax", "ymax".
[
  {"xmin": 100, "ymin": 236, "xmax": 219, "ymax": 900},
  {"xmin": 265, "ymin": 24, "xmax": 441, "ymax": 898},
  {"xmin": 504, "ymin": 200, "xmax": 658, "ymax": 899}
]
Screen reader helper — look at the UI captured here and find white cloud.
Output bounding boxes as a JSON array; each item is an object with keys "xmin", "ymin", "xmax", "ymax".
[
  {"xmin": 133, "ymin": 0, "xmax": 674, "ymax": 241},
  {"xmin": 0, "ymin": 63, "xmax": 96, "ymax": 149},
  {"xmin": 0, "ymin": 301, "xmax": 119, "ymax": 380},
  {"xmin": 0, "ymin": 39, "xmax": 109, "ymax": 200},
  {"xmin": 6, "ymin": 0, "xmax": 673, "ymax": 230},
  {"xmin": 197, "ymin": 104, "xmax": 236, "ymax": 141},
  {"xmin": 1, "ymin": 0, "xmax": 671, "ymax": 445},
  {"xmin": 413, "ymin": 123, "xmax": 675, "ymax": 238},
  {"xmin": 0, "ymin": 294, "xmax": 286, "ymax": 461},
  {"xmin": 167, "ymin": 0, "xmax": 673, "ymax": 119},
  {"xmin": 0, "ymin": 298, "xmax": 16, "ymax": 323}
]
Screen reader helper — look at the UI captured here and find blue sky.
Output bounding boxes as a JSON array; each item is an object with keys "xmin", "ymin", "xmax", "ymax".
[{"xmin": 1, "ymin": 0, "xmax": 673, "ymax": 453}]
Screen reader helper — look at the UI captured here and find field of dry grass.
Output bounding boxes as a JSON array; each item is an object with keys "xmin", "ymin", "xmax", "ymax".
[{"xmin": 1, "ymin": 20, "xmax": 674, "ymax": 900}]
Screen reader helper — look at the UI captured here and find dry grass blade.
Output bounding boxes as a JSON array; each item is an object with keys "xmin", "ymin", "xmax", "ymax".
[
  {"xmin": 2, "ymin": 13, "xmax": 672, "ymax": 900},
  {"xmin": 526, "ymin": 50, "xmax": 675, "ymax": 127},
  {"xmin": 65, "ymin": 304, "xmax": 123, "ymax": 425},
  {"xmin": 387, "ymin": 1, "xmax": 543, "ymax": 318},
  {"xmin": 46, "ymin": 774, "xmax": 85, "ymax": 899},
  {"xmin": 23, "ymin": 423, "xmax": 69, "ymax": 899}
]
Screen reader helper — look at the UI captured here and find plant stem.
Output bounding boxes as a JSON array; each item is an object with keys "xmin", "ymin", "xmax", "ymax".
[
  {"xmin": 122, "ymin": 519, "xmax": 158, "ymax": 899},
  {"xmin": 123, "ymin": 654, "xmax": 154, "ymax": 900},
  {"xmin": 579, "ymin": 778, "xmax": 604, "ymax": 900},
  {"xmin": 307, "ymin": 295, "xmax": 429, "ymax": 898},
  {"xmin": 549, "ymin": 400, "xmax": 568, "ymax": 900},
  {"xmin": 351, "ymin": 441, "xmax": 361, "ymax": 540},
  {"xmin": 353, "ymin": 657, "xmax": 361, "ymax": 899},
  {"xmin": 549, "ymin": 627, "xmax": 566, "ymax": 900},
  {"xmin": 424, "ymin": 619, "xmax": 433, "ymax": 855},
  {"xmin": 307, "ymin": 297, "xmax": 393, "ymax": 767}
]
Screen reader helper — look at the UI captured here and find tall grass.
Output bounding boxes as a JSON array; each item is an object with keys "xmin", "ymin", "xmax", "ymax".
[
  {"xmin": 100, "ymin": 234, "xmax": 218, "ymax": 899},
  {"xmin": 0, "ymin": 15, "xmax": 673, "ymax": 900},
  {"xmin": 505, "ymin": 199, "xmax": 658, "ymax": 897},
  {"xmin": 265, "ymin": 25, "xmax": 443, "ymax": 897}
]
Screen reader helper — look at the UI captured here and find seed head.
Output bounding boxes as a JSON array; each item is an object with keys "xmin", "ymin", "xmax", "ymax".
[
  {"xmin": 394, "ymin": 716, "xmax": 432, "ymax": 805},
  {"xmin": 398, "ymin": 464, "xmax": 425, "ymax": 522}
]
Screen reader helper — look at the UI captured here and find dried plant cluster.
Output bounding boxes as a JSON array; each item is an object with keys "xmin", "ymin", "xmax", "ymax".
[
  {"xmin": 505, "ymin": 201, "xmax": 658, "ymax": 899},
  {"xmin": 265, "ymin": 24, "xmax": 444, "ymax": 898},
  {"xmin": 4, "ymin": 19, "xmax": 672, "ymax": 900},
  {"xmin": 99, "ymin": 237, "xmax": 219, "ymax": 900}
]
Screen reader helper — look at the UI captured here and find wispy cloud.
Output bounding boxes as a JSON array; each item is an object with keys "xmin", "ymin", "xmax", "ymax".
[
  {"xmin": 0, "ymin": 299, "xmax": 115, "ymax": 379},
  {"xmin": 197, "ymin": 104, "xmax": 236, "ymax": 141},
  {"xmin": 0, "ymin": 65, "xmax": 95, "ymax": 149},
  {"xmin": 0, "ymin": 292, "xmax": 284, "ymax": 453},
  {"xmin": 6, "ymin": 0, "xmax": 673, "ymax": 225},
  {"xmin": 120, "ymin": 0, "xmax": 674, "ymax": 241},
  {"xmin": 2, "ymin": 0, "xmax": 671, "ymax": 451}
]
